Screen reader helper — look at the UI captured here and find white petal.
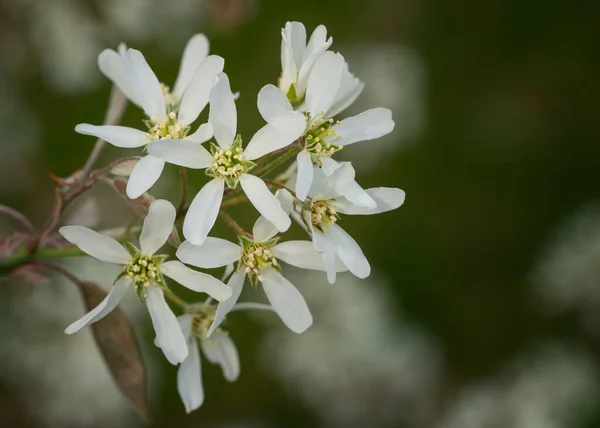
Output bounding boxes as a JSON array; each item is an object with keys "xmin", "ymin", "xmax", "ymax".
[
  {"xmin": 183, "ymin": 178, "xmax": 225, "ymax": 245},
  {"xmin": 295, "ymin": 149, "xmax": 313, "ymax": 201},
  {"xmin": 239, "ymin": 174, "xmax": 290, "ymax": 232},
  {"xmin": 320, "ymin": 156, "xmax": 341, "ymax": 176},
  {"xmin": 123, "ymin": 49, "xmax": 166, "ymax": 120},
  {"xmin": 331, "ymin": 187, "xmax": 406, "ymax": 215},
  {"xmin": 126, "ymin": 155, "xmax": 165, "ymax": 199},
  {"xmin": 59, "ymin": 226, "xmax": 130, "ymax": 264},
  {"xmin": 310, "ymin": 161, "xmax": 355, "ymax": 200},
  {"xmin": 273, "ymin": 240, "xmax": 347, "ymax": 272},
  {"xmin": 314, "ymin": 231, "xmax": 339, "ymax": 284},
  {"xmin": 147, "ymin": 139, "xmax": 213, "ymax": 169},
  {"xmin": 160, "ymin": 260, "xmax": 232, "ymax": 302},
  {"xmin": 97, "ymin": 49, "xmax": 139, "ymax": 106},
  {"xmin": 243, "ymin": 111, "xmax": 306, "ymax": 160},
  {"xmin": 146, "ymin": 287, "xmax": 188, "ymax": 364},
  {"xmin": 173, "ymin": 34, "xmax": 210, "ymax": 97},
  {"xmin": 261, "ymin": 269, "xmax": 312, "ymax": 334},
  {"xmin": 252, "ymin": 188, "xmax": 295, "ymax": 241},
  {"xmin": 257, "ymin": 84, "xmax": 292, "ymax": 123},
  {"xmin": 333, "ymin": 108, "xmax": 394, "ymax": 146},
  {"xmin": 327, "ymin": 225, "xmax": 370, "ymax": 278},
  {"xmin": 176, "ymin": 238, "xmax": 241, "ymax": 269},
  {"xmin": 177, "ymin": 337, "xmax": 204, "ymax": 413},
  {"xmin": 75, "ymin": 124, "xmax": 148, "ymax": 148},
  {"xmin": 283, "ymin": 22, "xmax": 307, "ymax": 70},
  {"xmin": 305, "ymin": 52, "xmax": 344, "ymax": 118},
  {"xmin": 201, "ymin": 333, "xmax": 240, "ymax": 382},
  {"xmin": 207, "ymin": 270, "xmax": 245, "ymax": 337},
  {"xmin": 65, "ymin": 278, "xmax": 129, "ymax": 334},
  {"xmin": 252, "ymin": 216, "xmax": 279, "ymax": 243},
  {"xmin": 140, "ymin": 199, "xmax": 176, "ymax": 255},
  {"xmin": 186, "ymin": 122, "xmax": 213, "ymax": 143},
  {"xmin": 209, "ymin": 73, "xmax": 237, "ymax": 148},
  {"xmin": 297, "ymin": 26, "xmax": 333, "ymax": 95},
  {"xmin": 327, "ymin": 66, "xmax": 364, "ymax": 118},
  {"xmin": 178, "ymin": 55, "xmax": 225, "ymax": 126},
  {"xmin": 343, "ymin": 180, "xmax": 377, "ymax": 209}
]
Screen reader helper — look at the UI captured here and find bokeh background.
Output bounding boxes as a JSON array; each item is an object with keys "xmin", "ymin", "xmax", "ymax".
[{"xmin": 1, "ymin": 0, "xmax": 600, "ymax": 427}]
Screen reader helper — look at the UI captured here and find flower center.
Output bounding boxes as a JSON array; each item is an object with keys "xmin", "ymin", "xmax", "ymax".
[
  {"xmin": 207, "ymin": 136, "xmax": 255, "ymax": 188},
  {"xmin": 125, "ymin": 254, "xmax": 163, "ymax": 299},
  {"xmin": 190, "ymin": 307, "xmax": 220, "ymax": 340},
  {"xmin": 304, "ymin": 117, "xmax": 343, "ymax": 165},
  {"xmin": 160, "ymin": 82, "xmax": 179, "ymax": 109},
  {"xmin": 144, "ymin": 111, "xmax": 189, "ymax": 141},
  {"xmin": 241, "ymin": 242, "xmax": 278, "ymax": 283},
  {"xmin": 308, "ymin": 200, "xmax": 339, "ymax": 232}
]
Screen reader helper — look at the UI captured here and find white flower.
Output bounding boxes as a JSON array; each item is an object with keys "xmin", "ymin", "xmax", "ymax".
[
  {"xmin": 279, "ymin": 22, "xmax": 332, "ymax": 103},
  {"xmin": 76, "ymin": 47, "xmax": 223, "ymax": 199},
  {"xmin": 98, "ymin": 34, "xmax": 210, "ymax": 109},
  {"xmin": 293, "ymin": 163, "xmax": 405, "ymax": 283},
  {"xmin": 175, "ymin": 73, "xmax": 306, "ymax": 245},
  {"xmin": 177, "ymin": 203, "xmax": 346, "ymax": 335},
  {"xmin": 261, "ymin": 51, "xmax": 394, "ymax": 205},
  {"xmin": 172, "ymin": 301, "xmax": 272, "ymax": 413},
  {"xmin": 58, "ymin": 200, "xmax": 233, "ymax": 365}
]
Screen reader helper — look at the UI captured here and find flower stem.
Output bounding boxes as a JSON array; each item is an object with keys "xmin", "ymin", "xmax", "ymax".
[
  {"xmin": 255, "ymin": 144, "xmax": 301, "ymax": 178},
  {"xmin": 0, "ymin": 245, "xmax": 85, "ymax": 276},
  {"xmin": 219, "ymin": 210, "xmax": 251, "ymax": 238},
  {"xmin": 163, "ymin": 288, "xmax": 187, "ymax": 308}
]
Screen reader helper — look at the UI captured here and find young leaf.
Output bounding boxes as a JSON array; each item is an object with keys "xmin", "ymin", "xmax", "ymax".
[{"xmin": 78, "ymin": 281, "xmax": 149, "ymax": 421}]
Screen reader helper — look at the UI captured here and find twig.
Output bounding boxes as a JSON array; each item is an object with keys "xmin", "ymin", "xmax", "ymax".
[
  {"xmin": 219, "ymin": 210, "xmax": 251, "ymax": 237},
  {"xmin": 24, "ymin": 260, "xmax": 84, "ymax": 287},
  {"xmin": 221, "ymin": 193, "xmax": 248, "ymax": 207},
  {"xmin": 262, "ymin": 179, "xmax": 296, "ymax": 196},
  {"xmin": 0, "ymin": 205, "xmax": 35, "ymax": 235}
]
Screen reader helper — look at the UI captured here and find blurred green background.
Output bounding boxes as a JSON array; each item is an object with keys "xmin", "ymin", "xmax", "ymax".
[{"xmin": 1, "ymin": 0, "xmax": 600, "ymax": 427}]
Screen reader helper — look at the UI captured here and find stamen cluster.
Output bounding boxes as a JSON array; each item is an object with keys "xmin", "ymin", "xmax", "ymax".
[
  {"xmin": 309, "ymin": 200, "xmax": 339, "ymax": 232},
  {"xmin": 207, "ymin": 137, "xmax": 255, "ymax": 188},
  {"xmin": 304, "ymin": 117, "xmax": 343, "ymax": 164},
  {"xmin": 160, "ymin": 82, "xmax": 179, "ymax": 108},
  {"xmin": 145, "ymin": 111, "xmax": 188, "ymax": 141},
  {"xmin": 125, "ymin": 254, "xmax": 163, "ymax": 298},
  {"xmin": 240, "ymin": 240, "xmax": 279, "ymax": 283},
  {"xmin": 190, "ymin": 306, "xmax": 220, "ymax": 341}
]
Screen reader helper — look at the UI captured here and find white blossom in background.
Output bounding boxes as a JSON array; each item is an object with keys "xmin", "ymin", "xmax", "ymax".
[
  {"xmin": 262, "ymin": 272, "xmax": 441, "ymax": 428},
  {"xmin": 287, "ymin": 162, "xmax": 404, "ymax": 283},
  {"xmin": 177, "ymin": 204, "xmax": 346, "ymax": 335},
  {"xmin": 98, "ymin": 34, "xmax": 210, "ymax": 109},
  {"xmin": 75, "ymin": 47, "xmax": 223, "ymax": 198},
  {"xmin": 172, "ymin": 301, "xmax": 273, "ymax": 413},
  {"xmin": 59, "ymin": 199, "xmax": 232, "ymax": 364},
  {"xmin": 438, "ymin": 343, "xmax": 600, "ymax": 428},
  {"xmin": 278, "ymin": 21, "xmax": 332, "ymax": 103},
  {"xmin": 174, "ymin": 73, "xmax": 306, "ymax": 245}
]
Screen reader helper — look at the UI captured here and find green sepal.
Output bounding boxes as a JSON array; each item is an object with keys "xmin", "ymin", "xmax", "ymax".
[
  {"xmin": 153, "ymin": 254, "xmax": 169, "ymax": 264},
  {"xmin": 124, "ymin": 241, "xmax": 140, "ymax": 257},
  {"xmin": 113, "ymin": 270, "xmax": 127, "ymax": 285}
]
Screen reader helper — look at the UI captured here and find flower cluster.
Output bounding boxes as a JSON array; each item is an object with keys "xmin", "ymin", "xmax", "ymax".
[{"xmin": 61, "ymin": 21, "xmax": 405, "ymax": 413}]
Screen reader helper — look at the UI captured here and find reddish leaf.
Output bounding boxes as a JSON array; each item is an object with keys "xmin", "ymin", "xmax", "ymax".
[{"xmin": 79, "ymin": 281, "xmax": 149, "ymax": 421}]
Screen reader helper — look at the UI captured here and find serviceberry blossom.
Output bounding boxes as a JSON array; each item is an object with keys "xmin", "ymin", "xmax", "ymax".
[
  {"xmin": 76, "ymin": 47, "xmax": 223, "ymax": 199},
  {"xmin": 177, "ymin": 203, "xmax": 346, "ymax": 335},
  {"xmin": 98, "ymin": 34, "xmax": 210, "ymax": 110},
  {"xmin": 172, "ymin": 301, "xmax": 272, "ymax": 413},
  {"xmin": 279, "ymin": 21, "xmax": 332, "ymax": 104},
  {"xmin": 59, "ymin": 200, "xmax": 232, "ymax": 364},
  {"xmin": 292, "ymin": 163, "xmax": 405, "ymax": 283},
  {"xmin": 172, "ymin": 73, "xmax": 306, "ymax": 245}
]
